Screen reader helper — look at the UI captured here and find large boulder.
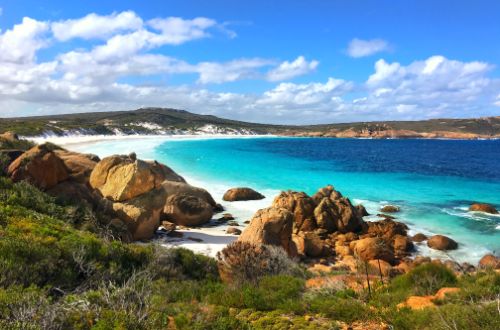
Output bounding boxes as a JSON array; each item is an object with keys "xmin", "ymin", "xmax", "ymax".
[
  {"xmin": 312, "ymin": 185, "xmax": 364, "ymax": 233},
  {"xmin": 110, "ymin": 188, "xmax": 167, "ymax": 240},
  {"xmin": 7, "ymin": 144, "xmax": 69, "ymax": 190},
  {"xmin": 161, "ymin": 181, "xmax": 216, "ymax": 207},
  {"xmin": 238, "ymin": 207, "xmax": 294, "ymax": 255},
  {"xmin": 54, "ymin": 150, "xmax": 99, "ymax": 184},
  {"xmin": 163, "ymin": 193, "xmax": 213, "ymax": 227},
  {"xmin": 469, "ymin": 203, "xmax": 498, "ymax": 214},
  {"xmin": 352, "ymin": 237, "xmax": 394, "ymax": 263},
  {"xmin": 272, "ymin": 191, "xmax": 316, "ymax": 232},
  {"xmin": 223, "ymin": 187, "xmax": 265, "ymax": 201},
  {"xmin": 366, "ymin": 219, "xmax": 408, "ymax": 240},
  {"xmin": 90, "ymin": 155, "xmax": 185, "ymax": 202},
  {"xmin": 47, "ymin": 181, "xmax": 97, "ymax": 206},
  {"xmin": 478, "ymin": 254, "xmax": 500, "ymax": 269},
  {"xmin": 427, "ymin": 235, "xmax": 458, "ymax": 251},
  {"xmin": 392, "ymin": 234, "xmax": 414, "ymax": 256}
]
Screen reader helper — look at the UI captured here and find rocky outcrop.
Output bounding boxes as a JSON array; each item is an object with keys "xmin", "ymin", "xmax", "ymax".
[
  {"xmin": 110, "ymin": 188, "xmax": 167, "ymax": 241},
  {"xmin": 469, "ymin": 203, "xmax": 498, "ymax": 214},
  {"xmin": 54, "ymin": 150, "xmax": 99, "ymax": 184},
  {"xmin": 478, "ymin": 254, "xmax": 500, "ymax": 269},
  {"xmin": 238, "ymin": 207, "xmax": 294, "ymax": 255},
  {"xmin": 427, "ymin": 235, "xmax": 458, "ymax": 251},
  {"xmin": 312, "ymin": 185, "xmax": 365, "ymax": 233},
  {"xmin": 0, "ymin": 131, "xmax": 19, "ymax": 141},
  {"xmin": 223, "ymin": 187, "xmax": 265, "ymax": 201},
  {"xmin": 90, "ymin": 155, "xmax": 185, "ymax": 202},
  {"xmin": 272, "ymin": 191, "xmax": 316, "ymax": 232},
  {"xmin": 7, "ymin": 144, "xmax": 69, "ymax": 190},
  {"xmin": 163, "ymin": 194, "xmax": 213, "ymax": 227},
  {"xmin": 351, "ymin": 237, "xmax": 394, "ymax": 263},
  {"xmin": 161, "ymin": 181, "xmax": 216, "ymax": 207}
]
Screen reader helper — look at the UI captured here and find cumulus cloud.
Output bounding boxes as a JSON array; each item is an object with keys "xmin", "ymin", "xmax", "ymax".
[
  {"xmin": 52, "ymin": 11, "xmax": 143, "ymax": 41},
  {"xmin": 147, "ymin": 17, "xmax": 218, "ymax": 45},
  {"xmin": 347, "ymin": 38, "xmax": 390, "ymax": 58},
  {"xmin": 0, "ymin": 17, "xmax": 49, "ymax": 64},
  {"xmin": 0, "ymin": 12, "xmax": 499, "ymax": 124},
  {"xmin": 196, "ymin": 58, "xmax": 274, "ymax": 84},
  {"xmin": 266, "ymin": 56, "xmax": 319, "ymax": 81}
]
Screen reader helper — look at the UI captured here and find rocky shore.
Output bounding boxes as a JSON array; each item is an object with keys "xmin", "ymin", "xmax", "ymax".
[{"xmin": 2, "ymin": 131, "xmax": 499, "ymax": 279}]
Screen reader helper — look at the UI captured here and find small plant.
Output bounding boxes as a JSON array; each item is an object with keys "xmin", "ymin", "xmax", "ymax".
[
  {"xmin": 391, "ymin": 263, "xmax": 457, "ymax": 296},
  {"xmin": 216, "ymin": 241, "xmax": 302, "ymax": 284}
]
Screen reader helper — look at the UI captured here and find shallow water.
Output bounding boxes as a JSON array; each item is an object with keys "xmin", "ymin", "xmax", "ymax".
[{"xmin": 73, "ymin": 137, "xmax": 500, "ymax": 262}]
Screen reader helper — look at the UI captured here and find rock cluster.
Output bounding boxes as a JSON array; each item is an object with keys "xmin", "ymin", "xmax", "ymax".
[
  {"xmin": 236, "ymin": 184, "xmax": 470, "ymax": 278},
  {"xmin": 4, "ymin": 142, "xmax": 218, "ymax": 241}
]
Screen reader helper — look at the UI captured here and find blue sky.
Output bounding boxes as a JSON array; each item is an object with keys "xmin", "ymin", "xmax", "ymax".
[{"xmin": 0, "ymin": 0, "xmax": 499, "ymax": 123}]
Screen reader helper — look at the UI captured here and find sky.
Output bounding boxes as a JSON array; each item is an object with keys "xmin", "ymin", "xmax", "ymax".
[{"xmin": 0, "ymin": 0, "xmax": 499, "ymax": 124}]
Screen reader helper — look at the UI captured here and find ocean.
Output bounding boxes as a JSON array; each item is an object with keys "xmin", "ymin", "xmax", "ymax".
[{"xmin": 72, "ymin": 136, "xmax": 500, "ymax": 263}]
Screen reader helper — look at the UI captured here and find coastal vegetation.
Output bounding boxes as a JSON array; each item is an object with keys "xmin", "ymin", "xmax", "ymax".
[{"xmin": 0, "ymin": 134, "xmax": 499, "ymax": 329}]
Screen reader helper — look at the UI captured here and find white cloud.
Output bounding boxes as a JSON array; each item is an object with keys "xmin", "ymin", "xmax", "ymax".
[
  {"xmin": 1, "ymin": 13, "xmax": 499, "ymax": 124},
  {"xmin": 347, "ymin": 38, "xmax": 390, "ymax": 58},
  {"xmin": 196, "ymin": 58, "xmax": 274, "ymax": 84},
  {"xmin": 52, "ymin": 11, "xmax": 143, "ymax": 41},
  {"xmin": 0, "ymin": 17, "xmax": 48, "ymax": 64},
  {"xmin": 147, "ymin": 17, "xmax": 218, "ymax": 45},
  {"xmin": 266, "ymin": 56, "xmax": 319, "ymax": 81}
]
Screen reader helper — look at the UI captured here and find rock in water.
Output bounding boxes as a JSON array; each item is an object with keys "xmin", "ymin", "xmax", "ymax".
[
  {"xmin": 412, "ymin": 233, "xmax": 428, "ymax": 242},
  {"xmin": 312, "ymin": 185, "xmax": 364, "ymax": 233},
  {"xmin": 223, "ymin": 187, "xmax": 265, "ymax": 201},
  {"xmin": 163, "ymin": 194, "xmax": 213, "ymax": 227},
  {"xmin": 238, "ymin": 207, "xmax": 294, "ymax": 255},
  {"xmin": 427, "ymin": 235, "xmax": 458, "ymax": 251},
  {"xmin": 90, "ymin": 155, "xmax": 185, "ymax": 202},
  {"xmin": 380, "ymin": 205, "xmax": 400, "ymax": 213},
  {"xmin": 7, "ymin": 144, "xmax": 69, "ymax": 190},
  {"xmin": 469, "ymin": 203, "xmax": 498, "ymax": 214}
]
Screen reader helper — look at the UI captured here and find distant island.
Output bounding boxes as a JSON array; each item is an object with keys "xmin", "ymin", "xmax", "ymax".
[{"xmin": 1, "ymin": 107, "xmax": 499, "ymax": 139}]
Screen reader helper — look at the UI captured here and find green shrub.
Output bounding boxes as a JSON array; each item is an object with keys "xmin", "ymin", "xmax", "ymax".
[
  {"xmin": 207, "ymin": 275, "xmax": 305, "ymax": 311},
  {"xmin": 390, "ymin": 263, "xmax": 457, "ymax": 296}
]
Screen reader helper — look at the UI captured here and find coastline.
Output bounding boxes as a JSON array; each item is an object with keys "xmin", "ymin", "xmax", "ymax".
[{"xmin": 60, "ymin": 134, "xmax": 496, "ymax": 262}]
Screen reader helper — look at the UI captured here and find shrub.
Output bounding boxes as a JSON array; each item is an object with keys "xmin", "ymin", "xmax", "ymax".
[
  {"xmin": 149, "ymin": 247, "xmax": 219, "ymax": 281},
  {"xmin": 390, "ymin": 263, "xmax": 457, "ymax": 296},
  {"xmin": 207, "ymin": 275, "xmax": 305, "ymax": 311},
  {"xmin": 216, "ymin": 241, "xmax": 302, "ymax": 284}
]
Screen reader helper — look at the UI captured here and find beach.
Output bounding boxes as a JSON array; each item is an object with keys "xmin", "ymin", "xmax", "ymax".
[{"xmin": 39, "ymin": 134, "xmax": 500, "ymax": 263}]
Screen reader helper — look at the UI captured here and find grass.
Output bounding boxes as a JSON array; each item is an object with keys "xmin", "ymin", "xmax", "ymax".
[{"xmin": 0, "ymin": 173, "xmax": 499, "ymax": 329}]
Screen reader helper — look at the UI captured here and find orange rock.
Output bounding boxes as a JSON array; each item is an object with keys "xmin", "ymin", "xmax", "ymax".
[
  {"xmin": 397, "ymin": 296, "xmax": 436, "ymax": 310},
  {"xmin": 478, "ymin": 254, "xmax": 500, "ymax": 269},
  {"xmin": 433, "ymin": 287, "xmax": 460, "ymax": 300}
]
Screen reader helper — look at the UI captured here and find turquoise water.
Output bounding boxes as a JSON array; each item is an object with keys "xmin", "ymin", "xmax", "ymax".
[{"xmin": 74, "ymin": 137, "xmax": 500, "ymax": 262}]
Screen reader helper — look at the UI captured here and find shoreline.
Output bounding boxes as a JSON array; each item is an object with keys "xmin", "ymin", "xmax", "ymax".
[
  {"xmin": 27, "ymin": 133, "xmax": 277, "ymax": 148},
  {"xmin": 23, "ymin": 132, "xmax": 500, "ymax": 149}
]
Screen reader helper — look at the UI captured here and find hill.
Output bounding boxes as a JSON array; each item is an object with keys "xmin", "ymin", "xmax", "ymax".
[{"xmin": 1, "ymin": 107, "xmax": 499, "ymax": 139}]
